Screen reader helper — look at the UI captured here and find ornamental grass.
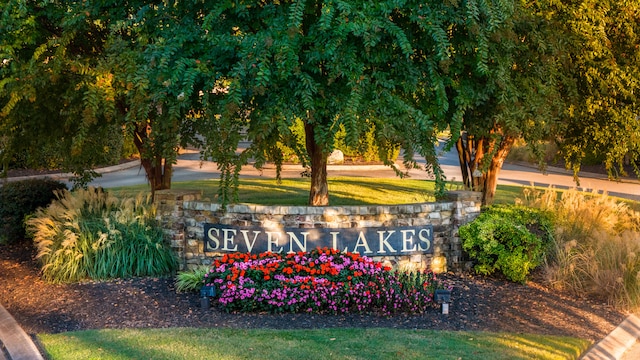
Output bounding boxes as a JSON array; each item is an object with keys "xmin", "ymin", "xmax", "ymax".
[
  {"xmin": 27, "ymin": 187, "xmax": 177, "ymax": 283},
  {"xmin": 202, "ymin": 248, "xmax": 447, "ymax": 315},
  {"xmin": 520, "ymin": 187, "xmax": 640, "ymax": 310}
]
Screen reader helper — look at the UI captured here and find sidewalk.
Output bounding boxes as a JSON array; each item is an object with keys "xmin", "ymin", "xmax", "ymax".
[
  {"xmin": 0, "ymin": 305, "xmax": 43, "ymax": 360},
  {"xmin": 581, "ymin": 314, "xmax": 640, "ymax": 360}
]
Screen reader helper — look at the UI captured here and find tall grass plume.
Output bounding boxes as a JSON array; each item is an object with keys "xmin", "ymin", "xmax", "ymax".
[
  {"xmin": 27, "ymin": 187, "xmax": 177, "ymax": 283},
  {"xmin": 519, "ymin": 187, "xmax": 640, "ymax": 309}
]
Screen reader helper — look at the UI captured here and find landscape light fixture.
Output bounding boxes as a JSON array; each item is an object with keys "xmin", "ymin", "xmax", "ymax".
[
  {"xmin": 200, "ymin": 285, "xmax": 216, "ymax": 309},
  {"xmin": 434, "ymin": 289, "xmax": 451, "ymax": 315}
]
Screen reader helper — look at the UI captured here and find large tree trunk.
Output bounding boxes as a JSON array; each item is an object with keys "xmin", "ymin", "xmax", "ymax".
[
  {"xmin": 305, "ymin": 121, "xmax": 329, "ymax": 206},
  {"xmin": 455, "ymin": 133, "xmax": 485, "ymax": 191},
  {"xmin": 481, "ymin": 136, "xmax": 514, "ymax": 205},
  {"xmin": 455, "ymin": 131, "xmax": 514, "ymax": 205},
  {"xmin": 134, "ymin": 125, "xmax": 172, "ymax": 198}
]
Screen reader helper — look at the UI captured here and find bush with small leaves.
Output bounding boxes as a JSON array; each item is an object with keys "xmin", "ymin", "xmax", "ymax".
[
  {"xmin": 459, "ymin": 204, "xmax": 554, "ymax": 283},
  {"xmin": 0, "ymin": 178, "xmax": 67, "ymax": 243}
]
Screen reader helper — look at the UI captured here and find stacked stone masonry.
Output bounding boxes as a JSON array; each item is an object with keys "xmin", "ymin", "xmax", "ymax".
[{"xmin": 155, "ymin": 190, "xmax": 482, "ymax": 273}]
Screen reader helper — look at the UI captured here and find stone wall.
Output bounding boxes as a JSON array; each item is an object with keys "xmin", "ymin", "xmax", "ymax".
[{"xmin": 155, "ymin": 190, "xmax": 482, "ymax": 272}]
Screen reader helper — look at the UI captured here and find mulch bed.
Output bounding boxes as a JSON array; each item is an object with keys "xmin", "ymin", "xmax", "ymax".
[{"xmin": 0, "ymin": 241, "xmax": 627, "ymax": 343}]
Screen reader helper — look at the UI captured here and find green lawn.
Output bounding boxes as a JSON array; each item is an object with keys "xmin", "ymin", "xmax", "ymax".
[
  {"xmin": 109, "ymin": 177, "xmax": 526, "ymax": 205},
  {"xmin": 39, "ymin": 328, "xmax": 590, "ymax": 360}
]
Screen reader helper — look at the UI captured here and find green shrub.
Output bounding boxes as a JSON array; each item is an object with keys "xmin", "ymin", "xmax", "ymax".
[
  {"xmin": 27, "ymin": 187, "xmax": 177, "ymax": 283},
  {"xmin": 0, "ymin": 178, "xmax": 68, "ymax": 243},
  {"xmin": 459, "ymin": 204, "xmax": 554, "ymax": 283}
]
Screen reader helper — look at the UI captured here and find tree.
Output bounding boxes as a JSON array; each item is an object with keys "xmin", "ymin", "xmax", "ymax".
[
  {"xmin": 446, "ymin": 0, "xmax": 572, "ymax": 205},
  {"xmin": 556, "ymin": 0, "xmax": 640, "ymax": 180},
  {"xmin": 2, "ymin": 0, "xmax": 516, "ymax": 206},
  {"xmin": 199, "ymin": 0, "xmax": 512, "ymax": 206},
  {"xmin": 0, "ymin": 1, "xmax": 123, "ymax": 183},
  {"xmin": 0, "ymin": 1, "xmax": 208, "ymax": 192},
  {"xmin": 449, "ymin": 0, "xmax": 640, "ymax": 206}
]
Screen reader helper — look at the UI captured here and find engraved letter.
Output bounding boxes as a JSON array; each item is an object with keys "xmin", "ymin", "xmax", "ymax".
[
  {"xmin": 353, "ymin": 231, "xmax": 373, "ymax": 254},
  {"xmin": 377, "ymin": 230, "xmax": 397, "ymax": 254},
  {"xmin": 418, "ymin": 228, "xmax": 432, "ymax": 252},
  {"xmin": 222, "ymin": 228, "xmax": 238, "ymax": 251},
  {"xmin": 206, "ymin": 227, "xmax": 220, "ymax": 251},
  {"xmin": 401, "ymin": 229, "xmax": 417, "ymax": 252},
  {"xmin": 266, "ymin": 231, "xmax": 283, "ymax": 253},
  {"xmin": 240, "ymin": 229, "xmax": 261, "ymax": 253},
  {"xmin": 287, "ymin": 231, "xmax": 309, "ymax": 253}
]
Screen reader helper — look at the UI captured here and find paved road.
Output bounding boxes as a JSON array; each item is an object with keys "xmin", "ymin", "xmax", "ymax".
[{"xmin": 87, "ymin": 144, "xmax": 640, "ymax": 201}]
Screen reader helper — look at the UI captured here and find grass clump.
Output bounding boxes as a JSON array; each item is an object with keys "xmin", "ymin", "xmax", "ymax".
[
  {"xmin": 175, "ymin": 265, "xmax": 210, "ymax": 293},
  {"xmin": 27, "ymin": 187, "xmax": 177, "ymax": 283},
  {"xmin": 521, "ymin": 188, "xmax": 640, "ymax": 309},
  {"xmin": 0, "ymin": 178, "xmax": 67, "ymax": 243},
  {"xmin": 459, "ymin": 204, "xmax": 554, "ymax": 283}
]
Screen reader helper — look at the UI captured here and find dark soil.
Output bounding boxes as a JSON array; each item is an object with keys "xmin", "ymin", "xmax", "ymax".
[{"xmin": 0, "ymin": 241, "xmax": 627, "ymax": 343}]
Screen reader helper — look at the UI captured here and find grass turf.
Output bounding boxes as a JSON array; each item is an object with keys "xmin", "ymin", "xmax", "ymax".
[
  {"xmin": 108, "ymin": 177, "xmax": 526, "ymax": 205},
  {"xmin": 39, "ymin": 328, "xmax": 590, "ymax": 360}
]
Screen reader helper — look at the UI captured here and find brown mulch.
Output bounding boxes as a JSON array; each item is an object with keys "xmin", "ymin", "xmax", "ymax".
[{"xmin": 0, "ymin": 241, "xmax": 627, "ymax": 343}]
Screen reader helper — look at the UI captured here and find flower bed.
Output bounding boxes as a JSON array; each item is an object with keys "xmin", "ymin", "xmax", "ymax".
[{"xmin": 203, "ymin": 248, "xmax": 448, "ymax": 315}]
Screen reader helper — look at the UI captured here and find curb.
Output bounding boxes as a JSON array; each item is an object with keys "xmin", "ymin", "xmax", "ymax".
[
  {"xmin": 581, "ymin": 314, "xmax": 640, "ymax": 360},
  {"xmin": 509, "ymin": 161, "xmax": 640, "ymax": 185},
  {"xmin": 0, "ymin": 305, "xmax": 44, "ymax": 360}
]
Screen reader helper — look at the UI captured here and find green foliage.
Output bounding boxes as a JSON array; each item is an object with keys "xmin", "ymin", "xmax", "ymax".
[
  {"xmin": 27, "ymin": 188, "xmax": 177, "ymax": 283},
  {"xmin": 274, "ymin": 120, "xmax": 398, "ymax": 164},
  {"xmin": 556, "ymin": 0, "xmax": 640, "ymax": 181},
  {"xmin": 0, "ymin": 0, "xmax": 207, "ymax": 190},
  {"xmin": 334, "ymin": 123, "xmax": 397, "ymax": 162},
  {"xmin": 0, "ymin": 0, "xmax": 517, "ymax": 205},
  {"xmin": 449, "ymin": 0, "xmax": 572, "ymax": 204},
  {"xmin": 460, "ymin": 205, "xmax": 554, "ymax": 283},
  {"xmin": 0, "ymin": 178, "xmax": 67, "ymax": 244},
  {"xmin": 175, "ymin": 266, "xmax": 209, "ymax": 293},
  {"xmin": 199, "ymin": 0, "xmax": 514, "ymax": 205},
  {"xmin": 12, "ymin": 0, "xmax": 636, "ymax": 209}
]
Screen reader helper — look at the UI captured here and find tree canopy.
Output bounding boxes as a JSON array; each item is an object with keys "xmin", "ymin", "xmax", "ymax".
[
  {"xmin": 557, "ymin": 0, "xmax": 640, "ymax": 180},
  {"xmin": 2, "ymin": 0, "xmax": 639, "ymax": 206},
  {"xmin": 199, "ymin": 0, "xmax": 512, "ymax": 205},
  {"xmin": 447, "ymin": 0, "xmax": 572, "ymax": 204},
  {"xmin": 445, "ymin": 0, "xmax": 640, "ymax": 204},
  {"xmin": 1, "ymin": 0, "xmax": 208, "ymax": 190}
]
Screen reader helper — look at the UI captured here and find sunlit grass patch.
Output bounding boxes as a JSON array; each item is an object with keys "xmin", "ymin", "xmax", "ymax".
[
  {"xmin": 39, "ymin": 328, "xmax": 590, "ymax": 360},
  {"xmin": 108, "ymin": 177, "xmax": 527, "ymax": 206}
]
